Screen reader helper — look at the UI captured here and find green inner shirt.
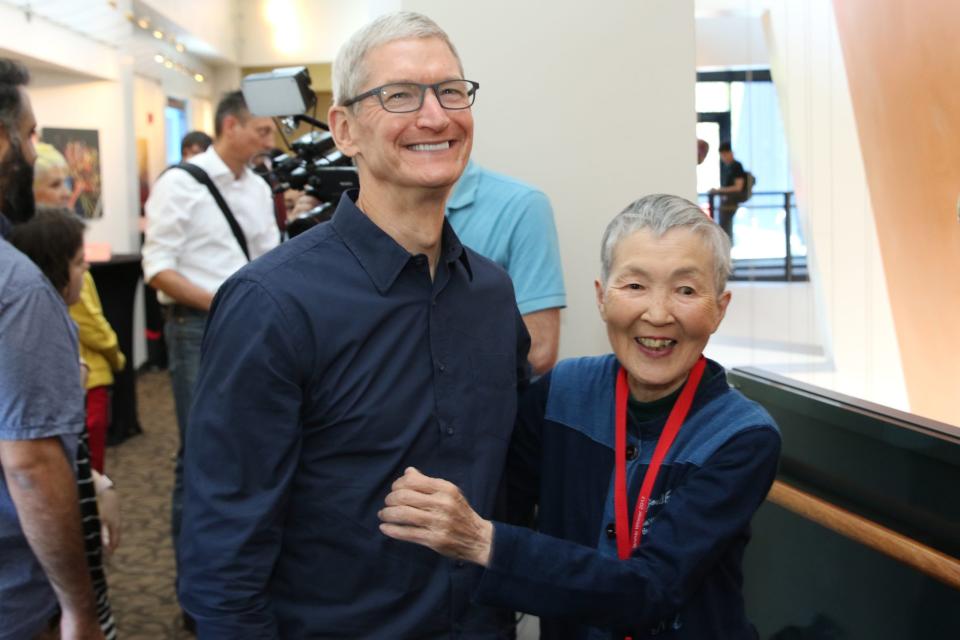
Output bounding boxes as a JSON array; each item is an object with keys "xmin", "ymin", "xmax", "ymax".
[{"xmin": 627, "ymin": 385, "xmax": 684, "ymax": 440}]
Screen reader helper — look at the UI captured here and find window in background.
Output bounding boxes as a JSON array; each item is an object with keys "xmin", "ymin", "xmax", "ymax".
[
  {"xmin": 697, "ymin": 69, "xmax": 806, "ymax": 280},
  {"xmin": 164, "ymin": 98, "xmax": 189, "ymax": 166}
]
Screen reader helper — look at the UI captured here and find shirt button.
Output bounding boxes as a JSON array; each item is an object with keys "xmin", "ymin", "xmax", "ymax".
[
  {"xmin": 446, "ymin": 426, "xmax": 455, "ymax": 436},
  {"xmin": 626, "ymin": 444, "xmax": 638, "ymax": 461},
  {"xmin": 438, "ymin": 362, "xmax": 446, "ymax": 372},
  {"xmin": 455, "ymin": 560, "xmax": 465, "ymax": 568},
  {"xmin": 605, "ymin": 523, "xmax": 616, "ymax": 539}
]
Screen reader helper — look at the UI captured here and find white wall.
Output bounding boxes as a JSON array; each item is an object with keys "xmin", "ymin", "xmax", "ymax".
[
  {"xmin": 758, "ymin": 1, "xmax": 908, "ymax": 408},
  {"xmin": 133, "ymin": 75, "xmax": 167, "ymax": 183},
  {"xmin": 403, "ymin": 0, "xmax": 697, "ymax": 359},
  {"xmin": 30, "ymin": 77, "xmax": 140, "ymax": 253},
  {"xmin": 696, "ymin": 15, "xmax": 769, "ymax": 69}
]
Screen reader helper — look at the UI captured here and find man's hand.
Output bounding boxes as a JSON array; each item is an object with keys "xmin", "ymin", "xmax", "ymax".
[
  {"xmin": 291, "ymin": 194, "xmax": 321, "ymax": 218},
  {"xmin": 59, "ymin": 610, "xmax": 106, "ymax": 640},
  {"xmin": 378, "ymin": 467, "xmax": 493, "ymax": 567},
  {"xmin": 148, "ymin": 270, "xmax": 215, "ymax": 312},
  {"xmin": 0, "ymin": 438, "xmax": 102, "ymax": 639}
]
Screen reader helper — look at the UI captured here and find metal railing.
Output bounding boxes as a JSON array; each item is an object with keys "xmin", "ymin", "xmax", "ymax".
[{"xmin": 699, "ymin": 190, "xmax": 806, "ymax": 282}]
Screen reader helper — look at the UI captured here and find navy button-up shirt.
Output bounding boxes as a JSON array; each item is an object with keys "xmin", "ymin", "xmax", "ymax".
[{"xmin": 179, "ymin": 191, "xmax": 530, "ymax": 639}]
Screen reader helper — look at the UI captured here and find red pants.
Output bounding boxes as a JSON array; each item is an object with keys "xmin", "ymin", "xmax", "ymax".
[{"xmin": 85, "ymin": 386, "xmax": 110, "ymax": 473}]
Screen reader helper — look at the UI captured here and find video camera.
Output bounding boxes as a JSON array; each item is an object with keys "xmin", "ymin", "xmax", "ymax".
[{"xmin": 242, "ymin": 67, "xmax": 359, "ymax": 237}]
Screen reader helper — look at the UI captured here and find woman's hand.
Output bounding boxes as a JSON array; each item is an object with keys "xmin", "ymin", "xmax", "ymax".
[
  {"xmin": 92, "ymin": 471, "xmax": 121, "ymax": 555},
  {"xmin": 379, "ymin": 467, "xmax": 493, "ymax": 567}
]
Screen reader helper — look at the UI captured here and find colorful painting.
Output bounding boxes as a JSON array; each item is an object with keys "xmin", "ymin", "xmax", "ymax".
[{"xmin": 41, "ymin": 128, "xmax": 102, "ymax": 219}]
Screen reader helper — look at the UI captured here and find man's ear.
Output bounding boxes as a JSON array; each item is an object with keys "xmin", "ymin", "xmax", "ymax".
[
  {"xmin": 328, "ymin": 105, "xmax": 358, "ymax": 158},
  {"xmin": 220, "ymin": 113, "xmax": 240, "ymax": 139}
]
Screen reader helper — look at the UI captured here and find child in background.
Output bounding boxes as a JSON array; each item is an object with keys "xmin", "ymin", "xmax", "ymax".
[{"xmin": 9, "ymin": 206, "xmax": 119, "ymax": 640}]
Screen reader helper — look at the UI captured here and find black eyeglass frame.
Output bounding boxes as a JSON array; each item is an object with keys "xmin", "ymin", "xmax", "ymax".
[{"xmin": 341, "ymin": 79, "xmax": 480, "ymax": 113}]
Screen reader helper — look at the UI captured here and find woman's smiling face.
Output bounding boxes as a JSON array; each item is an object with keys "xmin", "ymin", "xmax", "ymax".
[{"xmin": 596, "ymin": 227, "xmax": 730, "ymax": 402}]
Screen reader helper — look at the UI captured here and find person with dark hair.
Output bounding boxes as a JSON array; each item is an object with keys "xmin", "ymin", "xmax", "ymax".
[
  {"xmin": 0, "ymin": 58, "xmax": 105, "ymax": 640},
  {"xmin": 180, "ymin": 130, "xmax": 212, "ymax": 161},
  {"xmin": 141, "ymin": 87, "xmax": 279, "ymax": 625},
  {"xmin": 9, "ymin": 207, "xmax": 119, "ymax": 640},
  {"xmin": 709, "ymin": 142, "xmax": 748, "ymax": 239},
  {"xmin": 8, "ymin": 206, "xmax": 85, "ymax": 295}
]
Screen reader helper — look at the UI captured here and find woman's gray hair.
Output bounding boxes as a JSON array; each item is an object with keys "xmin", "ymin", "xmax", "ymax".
[
  {"xmin": 600, "ymin": 194, "xmax": 732, "ymax": 292},
  {"xmin": 332, "ymin": 11, "xmax": 463, "ymax": 107}
]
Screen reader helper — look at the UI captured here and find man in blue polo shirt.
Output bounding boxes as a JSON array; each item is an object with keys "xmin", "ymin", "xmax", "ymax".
[
  {"xmin": 178, "ymin": 12, "xmax": 530, "ymax": 638},
  {"xmin": 0, "ymin": 58, "xmax": 103, "ymax": 640},
  {"xmin": 448, "ymin": 160, "xmax": 565, "ymax": 374}
]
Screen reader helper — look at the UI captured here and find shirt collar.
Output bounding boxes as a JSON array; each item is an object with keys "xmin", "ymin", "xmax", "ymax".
[
  {"xmin": 445, "ymin": 159, "xmax": 480, "ymax": 211},
  {"xmin": 0, "ymin": 213, "xmax": 11, "ymax": 239},
  {"xmin": 332, "ymin": 190, "xmax": 473, "ymax": 294},
  {"xmin": 192, "ymin": 146, "xmax": 238, "ymax": 180}
]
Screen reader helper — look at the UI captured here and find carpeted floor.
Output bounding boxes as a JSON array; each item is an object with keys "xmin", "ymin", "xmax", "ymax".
[{"xmin": 105, "ymin": 370, "xmax": 193, "ymax": 639}]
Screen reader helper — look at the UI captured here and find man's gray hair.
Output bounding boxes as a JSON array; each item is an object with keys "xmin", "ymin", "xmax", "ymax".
[
  {"xmin": 332, "ymin": 11, "xmax": 462, "ymax": 106},
  {"xmin": 600, "ymin": 194, "xmax": 732, "ymax": 292}
]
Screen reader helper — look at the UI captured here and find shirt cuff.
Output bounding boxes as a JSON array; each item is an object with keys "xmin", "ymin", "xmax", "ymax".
[
  {"xmin": 517, "ymin": 294, "xmax": 566, "ymax": 316},
  {"xmin": 474, "ymin": 521, "xmax": 523, "ymax": 606},
  {"xmin": 141, "ymin": 255, "xmax": 178, "ymax": 284}
]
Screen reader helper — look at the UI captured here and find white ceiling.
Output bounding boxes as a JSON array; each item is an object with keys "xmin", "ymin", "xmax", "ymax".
[{"xmin": 0, "ymin": 0, "xmax": 131, "ymax": 48}]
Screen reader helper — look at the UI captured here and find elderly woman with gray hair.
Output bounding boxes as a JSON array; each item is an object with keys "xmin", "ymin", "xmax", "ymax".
[{"xmin": 380, "ymin": 194, "xmax": 781, "ymax": 639}]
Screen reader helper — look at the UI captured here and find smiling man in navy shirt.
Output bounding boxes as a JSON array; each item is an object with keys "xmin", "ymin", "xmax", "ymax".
[{"xmin": 177, "ymin": 11, "xmax": 530, "ymax": 639}]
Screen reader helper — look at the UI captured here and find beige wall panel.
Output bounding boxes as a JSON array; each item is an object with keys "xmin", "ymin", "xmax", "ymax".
[{"xmin": 833, "ymin": 0, "xmax": 960, "ymax": 424}]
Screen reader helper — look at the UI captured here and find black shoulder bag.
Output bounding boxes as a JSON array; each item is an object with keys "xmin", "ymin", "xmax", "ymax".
[{"xmin": 165, "ymin": 163, "xmax": 250, "ymax": 262}]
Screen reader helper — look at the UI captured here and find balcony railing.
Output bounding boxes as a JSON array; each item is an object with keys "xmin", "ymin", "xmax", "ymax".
[{"xmin": 699, "ymin": 190, "xmax": 808, "ymax": 282}]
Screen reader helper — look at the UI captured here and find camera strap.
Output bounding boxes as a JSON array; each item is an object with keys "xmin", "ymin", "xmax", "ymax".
[{"xmin": 166, "ymin": 163, "xmax": 251, "ymax": 262}]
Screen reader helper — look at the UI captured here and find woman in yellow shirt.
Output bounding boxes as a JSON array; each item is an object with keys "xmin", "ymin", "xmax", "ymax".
[{"xmin": 34, "ymin": 142, "xmax": 125, "ymax": 472}]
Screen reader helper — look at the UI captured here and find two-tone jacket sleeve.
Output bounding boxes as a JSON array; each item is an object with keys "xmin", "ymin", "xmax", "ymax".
[{"xmin": 475, "ymin": 425, "xmax": 780, "ymax": 631}]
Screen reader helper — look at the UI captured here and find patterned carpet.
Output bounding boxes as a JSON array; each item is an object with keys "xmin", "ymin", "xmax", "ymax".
[{"xmin": 105, "ymin": 370, "xmax": 193, "ymax": 639}]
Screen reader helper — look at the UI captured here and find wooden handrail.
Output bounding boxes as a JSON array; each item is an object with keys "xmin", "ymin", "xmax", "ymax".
[{"xmin": 767, "ymin": 480, "xmax": 960, "ymax": 591}]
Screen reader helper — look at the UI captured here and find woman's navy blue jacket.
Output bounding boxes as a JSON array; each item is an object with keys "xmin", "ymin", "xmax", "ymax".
[{"xmin": 475, "ymin": 355, "xmax": 781, "ymax": 639}]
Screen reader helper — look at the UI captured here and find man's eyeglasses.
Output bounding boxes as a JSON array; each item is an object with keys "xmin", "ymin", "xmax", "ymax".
[{"xmin": 342, "ymin": 80, "xmax": 479, "ymax": 114}]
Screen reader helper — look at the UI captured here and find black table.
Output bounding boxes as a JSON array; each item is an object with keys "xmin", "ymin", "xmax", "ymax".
[{"xmin": 89, "ymin": 254, "xmax": 143, "ymax": 444}]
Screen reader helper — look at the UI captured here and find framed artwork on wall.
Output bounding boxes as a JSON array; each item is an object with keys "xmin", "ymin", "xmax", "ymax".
[{"xmin": 41, "ymin": 127, "xmax": 103, "ymax": 219}]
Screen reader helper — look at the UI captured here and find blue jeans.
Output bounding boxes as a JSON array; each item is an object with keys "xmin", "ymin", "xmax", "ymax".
[{"xmin": 165, "ymin": 306, "xmax": 206, "ymax": 553}]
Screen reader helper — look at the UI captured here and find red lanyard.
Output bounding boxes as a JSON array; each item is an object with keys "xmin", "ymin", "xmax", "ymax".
[{"xmin": 613, "ymin": 356, "xmax": 706, "ymax": 560}]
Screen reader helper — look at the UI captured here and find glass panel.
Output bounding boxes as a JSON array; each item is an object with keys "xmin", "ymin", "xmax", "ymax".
[
  {"xmin": 695, "ymin": 82, "xmax": 730, "ymax": 112},
  {"xmin": 729, "ymin": 81, "xmax": 793, "ymax": 192},
  {"xmin": 726, "ymin": 192, "xmax": 807, "ymax": 261}
]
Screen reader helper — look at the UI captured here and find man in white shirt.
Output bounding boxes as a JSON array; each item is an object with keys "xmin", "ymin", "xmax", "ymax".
[{"xmin": 141, "ymin": 90, "xmax": 278, "ymax": 579}]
